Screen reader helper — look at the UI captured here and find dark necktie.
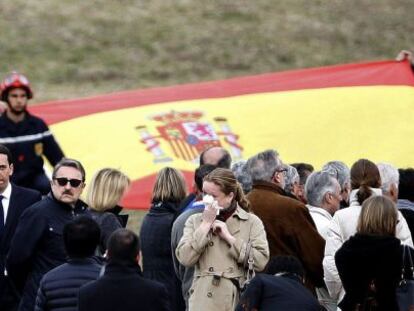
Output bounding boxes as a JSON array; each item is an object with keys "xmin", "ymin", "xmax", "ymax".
[{"xmin": 0, "ymin": 195, "xmax": 4, "ymax": 238}]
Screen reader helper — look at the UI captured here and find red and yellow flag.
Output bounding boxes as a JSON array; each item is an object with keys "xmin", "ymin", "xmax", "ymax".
[{"xmin": 31, "ymin": 60, "xmax": 414, "ymax": 209}]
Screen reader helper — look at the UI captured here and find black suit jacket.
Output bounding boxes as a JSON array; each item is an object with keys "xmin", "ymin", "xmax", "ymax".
[
  {"xmin": 0, "ymin": 184, "xmax": 41, "ymax": 276},
  {"xmin": 78, "ymin": 262, "xmax": 171, "ymax": 311}
]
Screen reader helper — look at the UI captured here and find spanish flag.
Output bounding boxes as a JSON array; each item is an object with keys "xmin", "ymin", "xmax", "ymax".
[{"xmin": 31, "ymin": 60, "xmax": 414, "ymax": 209}]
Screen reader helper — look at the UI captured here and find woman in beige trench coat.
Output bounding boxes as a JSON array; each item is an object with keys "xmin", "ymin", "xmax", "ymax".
[{"xmin": 176, "ymin": 168, "xmax": 269, "ymax": 311}]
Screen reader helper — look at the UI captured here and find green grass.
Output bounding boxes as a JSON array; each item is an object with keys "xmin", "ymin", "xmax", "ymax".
[{"xmin": 1, "ymin": 0, "xmax": 413, "ymax": 103}]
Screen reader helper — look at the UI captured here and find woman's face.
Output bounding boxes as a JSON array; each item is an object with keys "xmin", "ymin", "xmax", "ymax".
[{"xmin": 202, "ymin": 181, "xmax": 234, "ymax": 209}]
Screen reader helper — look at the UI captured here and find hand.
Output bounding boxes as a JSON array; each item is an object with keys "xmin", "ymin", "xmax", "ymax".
[
  {"xmin": 201, "ymin": 202, "xmax": 217, "ymax": 226},
  {"xmin": 396, "ymin": 50, "xmax": 413, "ymax": 62},
  {"xmin": 212, "ymin": 220, "xmax": 236, "ymax": 245}
]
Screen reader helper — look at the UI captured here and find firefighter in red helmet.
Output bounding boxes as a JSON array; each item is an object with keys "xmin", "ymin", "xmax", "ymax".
[{"xmin": 0, "ymin": 72, "xmax": 64, "ymax": 194}]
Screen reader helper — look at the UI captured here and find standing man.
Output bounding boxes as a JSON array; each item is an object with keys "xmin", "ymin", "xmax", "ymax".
[
  {"xmin": 246, "ymin": 150, "xmax": 325, "ymax": 293},
  {"xmin": 7, "ymin": 158, "xmax": 89, "ymax": 311},
  {"xmin": 0, "ymin": 145, "xmax": 41, "ymax": 311},
  {"xmin": 0, "ymin": 72, "xmax": 64, "ymax": 194},
  {"xmin": 79, "ymin": 229, "xmax": 171, "ymax": 311}
]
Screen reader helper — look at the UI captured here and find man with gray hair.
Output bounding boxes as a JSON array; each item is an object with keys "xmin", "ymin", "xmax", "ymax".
[
  {"xmin": 377, "ymin": 162, "xmax": 399, "ymax": 203},
  {"xmin": 284, "ymin": 165, "xmax": 300, "ymax": 200},
  {"xmin": 246, "ymin": 149, "xmax": 325, "ymax": 292},
  {"xmin": 305, "ymin": 171, "xmax": 342, "ymax": 311},
  {"xmin": 231, "ymin": 160, "xmax": 252, "ymax": 194},
  {"xmin": 322, "ymin": 161, "xmax": 351, "ymax": 208}
]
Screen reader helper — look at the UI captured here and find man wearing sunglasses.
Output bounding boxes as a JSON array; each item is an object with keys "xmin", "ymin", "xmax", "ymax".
[
  {"xmin": 0, "ymin": 72, "xmax": 64, "ymax": 195},
  {"xmin": 6, "ymin": 158, "xmax": 89, "ymax": 311}
]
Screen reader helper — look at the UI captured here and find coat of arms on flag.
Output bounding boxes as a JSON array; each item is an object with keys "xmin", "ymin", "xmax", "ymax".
[{"xmin": 136, "ymin": 110, "xmax": 243, "ymax": 163}]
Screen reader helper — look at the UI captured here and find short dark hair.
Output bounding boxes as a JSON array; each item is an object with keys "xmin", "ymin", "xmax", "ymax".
[
  {"xmin": 399, "ymin": 168, "xmax": 414, "ymax": 202},
  {"xmin": 265, "ymin": 256, "xmax": 305, "ymax": 279},
  {"xmin": 52, "ymin": 158, "xmax": 86, "ymax": 181},
  {"xmin": 0, "ymin": 144, "xmax": 13, "ymax": 165},
  {"xmin": 195, "ymin": 164, "xmax": 217, "ymax": 191},
  {"xmin": 291, "ymin": 163, "xmax": 314, "ymax": 185},
  {"xmin": 107, "ymin": 229, "xmax": 140, "ymax": 263},
  {"xmin": 63, "ymin": 216, "xmax": 100, "ymax": 258}
]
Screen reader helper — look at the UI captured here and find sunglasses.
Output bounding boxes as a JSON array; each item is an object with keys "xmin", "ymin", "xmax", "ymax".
[{"xmin": 54, "ymin": 177, "xmax": 83, "ymax": 188}]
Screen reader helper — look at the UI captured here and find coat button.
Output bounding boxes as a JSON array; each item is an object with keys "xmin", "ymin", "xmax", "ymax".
[
  {"xmin": 207, "ymin": 292, "xmax": 212, "ymax": 298},
  {"xmin": 209, "ymin": 241, "xmax": 214, "ymax": 247},
  {"xmin": 209, "ymin": 267, "xmax": 214, "ymax": 272},
  {"xmin": 229, "ymin": 267, "xmax": 234, "ymax": 273}
]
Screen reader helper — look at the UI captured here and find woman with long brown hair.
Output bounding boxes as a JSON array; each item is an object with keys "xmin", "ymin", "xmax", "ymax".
[
  {"xmin": 336, "ymin": 195, "xmax": 414, "ymax": 310},
  {"xmin": 323, "ymin": 159, "xmax": 412, "ymax": 304},
  {"xmin": 176, "ymin": 168, "xmax": 269, "ymax": 311}
]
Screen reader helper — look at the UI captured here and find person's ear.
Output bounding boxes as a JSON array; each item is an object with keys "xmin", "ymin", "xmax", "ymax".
[{"xmin": 9, "ymin": 163, "xmax": 13, "ymax": 176}]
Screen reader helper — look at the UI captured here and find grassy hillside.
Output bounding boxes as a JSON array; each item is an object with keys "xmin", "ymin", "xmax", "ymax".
[{"xmin": 1, "ymin": 0, "xmax": 413, "ymax": 103}]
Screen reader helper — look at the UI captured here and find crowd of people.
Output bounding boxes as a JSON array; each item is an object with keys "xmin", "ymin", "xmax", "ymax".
[{"xmin": 0, "ymin": 71, "xmax": 414, "ymax": 311}]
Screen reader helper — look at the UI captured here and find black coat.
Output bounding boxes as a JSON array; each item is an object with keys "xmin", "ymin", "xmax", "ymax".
[
  {"xmin": 236, "ymin": 274, "xmax": 323, "ymax": 311},
  {"xmin": 35, "ymin": 257, "xmax": 101, "ymax": 311},
  {"xmin": 6, "ymin": 193, "xmax": 89, "ymax": 311},
  {"xmin": 140, "ymin": 201, "xmax": 184, "ymax": 311},
  {"xmin": 78, "ymin": 262, "xmax": 171, "ymax": 311},
  {"xmin": 0, "ymin": 113, "xmax": 64, "ymax": 189},
  {"xmin": 0, "ymin": 184, "xmax": 41, "ymax": 310},
  {"xmin": 335, "ymin": 234, "xmax": 412, "ymax": 311}
]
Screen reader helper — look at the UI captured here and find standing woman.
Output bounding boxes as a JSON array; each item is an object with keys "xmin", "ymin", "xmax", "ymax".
[
  {"xmin": 323, "ymin": 159, "xmax": 412, "ymax": 302},
  {"xmin": 86, "ymin": 168, "xmax": 131, "ymax": 254},
  {"xmin": 335, "ymin": 195, "xmax": 414, "ymax": 311},
  {"xmin": 176, "ymin": 168, "xmax": 269, "ymax": 311},
  {"xmin": 140, "ymin": 167, "xmax": 187, "ymax": 311}
]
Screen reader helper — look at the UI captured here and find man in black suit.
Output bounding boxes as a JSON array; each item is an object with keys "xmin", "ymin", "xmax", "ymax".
[
  {"xmin": 78, "ymin": 229, "xmax": 171, "ymax": 311},
  {"xmin": 0, "ymin": 145, "xmax": 41, "ymax": 310}
]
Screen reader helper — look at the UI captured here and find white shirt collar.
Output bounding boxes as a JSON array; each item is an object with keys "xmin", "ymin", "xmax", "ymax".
[
  {"xmin": 306, "ymin": 204, "xmax": 333, "ymax": 220},
  {"xmin": 1, "ymin": 182, "xmax": 12, "ymax": 200}
]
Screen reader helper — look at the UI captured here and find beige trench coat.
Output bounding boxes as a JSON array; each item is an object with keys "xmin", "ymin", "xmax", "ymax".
[{"xmin": 176, "ymin": 207, "xmax": 269, "ymax": 311}]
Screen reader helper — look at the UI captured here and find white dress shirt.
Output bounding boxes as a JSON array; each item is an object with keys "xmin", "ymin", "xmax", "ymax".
[{"xmin": 1, "ymin": 182, "xmax": 12, "ymax": 225}]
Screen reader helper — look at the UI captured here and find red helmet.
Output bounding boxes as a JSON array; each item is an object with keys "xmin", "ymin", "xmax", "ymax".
[{"xmin": 0, "ymin": 72, "xmax": 33, "ymax": 102}]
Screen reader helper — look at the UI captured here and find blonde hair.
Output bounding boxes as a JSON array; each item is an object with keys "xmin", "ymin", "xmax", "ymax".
[
  {"xmin": 357, "ymin": 195, "xmax": 398, "ymax": 236},
  {"xmin": 151, "ymin": 167, "xmax": 187, "ymax": 203},
  {"xmin": 204, "ymin": 168, "xmax": 250, "ymax": 211},
  {"xmin": 87, "ymin": 168, "xmax": 130, "ymax": 212}
]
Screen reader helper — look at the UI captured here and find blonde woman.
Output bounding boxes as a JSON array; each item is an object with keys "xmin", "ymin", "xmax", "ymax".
[
  {"xmin": 86, "ymin": 168, "xmax": 130, "ymax": 254},
  {"xmin": 140, "ymin": 167, "xmax": 188, "ymax": 311},
  {"xmin": 176, "ymin": 168, "xmax": 269, "ymax": 311},
  {"xmin": 335, "ymin": 196, "xmax": 414, "ymax": 311}
]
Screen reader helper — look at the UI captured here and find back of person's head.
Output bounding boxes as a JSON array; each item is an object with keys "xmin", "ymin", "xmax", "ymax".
[
  {"xmin": 357, "ymin": 195, "xmax": 398, "ymax": 237},
  {"xmin": 350, "ymin": 159, "xmax": 381, "ymax": 205},
  {"xmin": 204, "ymin": 168, "xmax": 249, "ymax": 211},
  {"xmin": 107, "ymin": 229, "xmax": 140, "ymax": 264},
  {"xmin": 284, "ymin": 165, "xmax": 299, "ymax": 194},
  {"xmin": 231, "ymin": 160, "xmax": 252, "ymax": 194},
  {"xmin": 195, "ymin": 164, "xmax": 217, "ymax": 192},
  {"xmin": 0, "ymin": 144, "xmax": 13, "ymax": 165},
  {"xmin": 305, "ymin": 171, "xmax": 338, "ymax": 207},
  {"xmin": 322, "ymin": 160, "xmax": 350, "ymax": 192},
  {"xmin": 199, "ymin": 147, "xmax": 232, "ymax": 168},
  {"xmin": 377, "ymin": 163, "xmax": 399, "ymax": 195},
  {"xmin": 265, "ymin": 256, "xmax": 305, "ymax": 282},
  {"xmin": 246, "ymin": 149, "xmax": 281, "ymax": 182},
  {"xmin": 152, "ymin": 167, "xmax": 187, "ymax": 204},
  {"xmin": 86, "ymin": 168, "xmax": 130, "ymax": 212},
  {"xmin": 399, "ymin": 168, "xmax": 414, "ymax": 202},
  {"xmin": 63, "ymin": 216, "xmax": 100, "ymax": 258},
  {"xmin": 291, "ymin": 163, "xmax": 314, "ymax": 186}
]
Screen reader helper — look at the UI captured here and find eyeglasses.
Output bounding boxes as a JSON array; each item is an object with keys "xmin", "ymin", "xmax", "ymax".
[
  {"xmin": 54, "ymin": 177, "xmax": 83, "ymax": 188},
  {"xmin": 274, "ymin": 168, "xmax": 288, "ymax": 177}
]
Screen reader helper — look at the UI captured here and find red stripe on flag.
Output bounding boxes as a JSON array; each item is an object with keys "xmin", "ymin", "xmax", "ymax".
[{"xmin": 30, "ymin": 60, "xmax": 414, "ymax": 125}]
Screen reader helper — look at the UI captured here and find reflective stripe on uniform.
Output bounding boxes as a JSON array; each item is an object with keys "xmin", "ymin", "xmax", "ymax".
[{"xmin": 0, "ymin": 130, "xmax": 52, "ymax": 144}]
